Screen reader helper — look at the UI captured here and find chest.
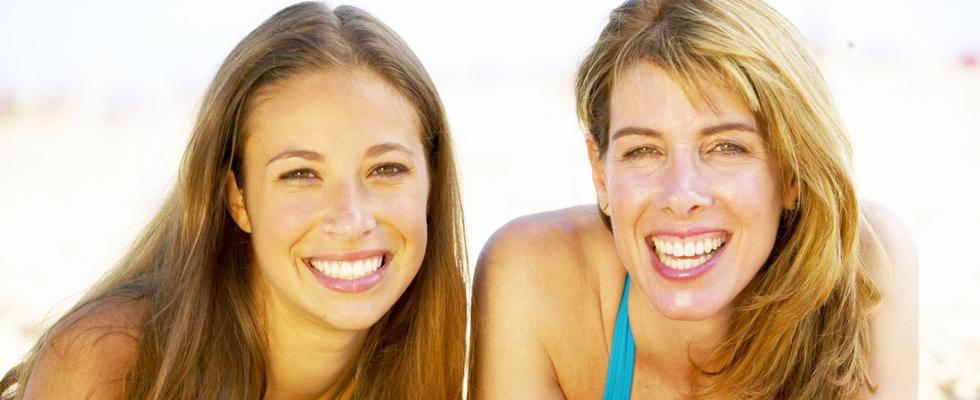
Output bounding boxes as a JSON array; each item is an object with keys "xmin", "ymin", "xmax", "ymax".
[
  {"xmin": 552, "ymin": 345, "xmax": 695, "ymax": 399},
  {"xmin": 545, "ymin": 289, "xmax": 698, "ymax": 400}
]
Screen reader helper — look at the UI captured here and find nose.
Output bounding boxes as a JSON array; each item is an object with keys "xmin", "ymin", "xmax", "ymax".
[
  {"xmin": 656, "ymin": 152, "xmax": 713, "ymax": 218},
  {"xmin": 320, "ymin": 181, "xmax": 377, "ymax": 239}
]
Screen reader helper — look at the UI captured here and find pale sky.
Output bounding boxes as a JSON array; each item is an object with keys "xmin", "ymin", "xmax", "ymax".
[{"xmin": 1, "ymin": 0, "xmax": 977, "ymax": 100}]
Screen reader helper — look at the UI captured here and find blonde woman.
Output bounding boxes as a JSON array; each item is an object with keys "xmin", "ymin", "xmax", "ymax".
[
  {"xmin": 1, "ymin": 2, "xmax": 466, "ymax": 398},
  {"xmin": 470, "ymin": 0, "xmax": 916, "ymax": 398}
]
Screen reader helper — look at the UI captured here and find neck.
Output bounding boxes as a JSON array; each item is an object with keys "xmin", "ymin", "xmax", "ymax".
[
  {"xmin": 257, "ymin": 285, "xmax": 366, "ymax": 399},
  {"xmin": 628, "ymin": 285, "xmax": 732, "ymax": 388}
]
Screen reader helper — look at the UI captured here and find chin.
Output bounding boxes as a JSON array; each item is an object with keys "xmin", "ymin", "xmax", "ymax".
[
  {"xmin": 319, "ymin": 304, "xmax": 391, "ymax": 331},
  {"xmin": 649, "ymin": 288, "xmax": 732, "ymax": 322}
]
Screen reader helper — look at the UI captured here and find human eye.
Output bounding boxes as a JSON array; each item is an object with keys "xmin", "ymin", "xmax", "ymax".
[
  {"xmin": 709, "ymin": 141, "xmax": 747, "ymax": 155},
  {"xmin": 278, "ymin": 168, "xmax": 319, "ymax": 182},
  {"xmin": 370, "ymin": 163, "xmax": 409, "ymax": 178},
  {"xmin": 623, "ymin": 146, "xmax": 661, "ymax": 160}
]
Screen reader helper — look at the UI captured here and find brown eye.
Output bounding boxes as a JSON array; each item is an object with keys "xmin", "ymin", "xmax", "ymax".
[
  {"xmin": 279, "ymin": 169, "xmax": 318, "ymax": 181},
  {"xmin": 712, "ymin": 142, "xmax": 746, "ymax": 154},
  {"xmin": 624, "ymin": 146, "xmax": 660, "ymax": 159},
  {"xmin": 371, "ymin": 163, "xmax": 408, "ymax": 177}
]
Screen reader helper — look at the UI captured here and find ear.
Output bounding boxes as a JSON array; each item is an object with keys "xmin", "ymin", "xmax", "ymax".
[
  {"xmin": 225, "ymin": 170, "xmax": 252, "ymax": 233},
  {"xmin": 586, "ymin": 135, "xmax": 610, "ymax": 214}
]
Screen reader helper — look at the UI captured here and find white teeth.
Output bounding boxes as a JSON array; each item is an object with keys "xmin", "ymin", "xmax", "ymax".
[
  {"xmin": 652, "ymin": 235, "xmax": 728, "ymax": 270},
  {"xmin": 310, "ymin": 255, "xmax": 384, "ymax": 280},
  {"xmin": 656, "ymin": 235, "xmax": 726, "ymax": 257},
  {"xmin": 663, "ymin": 256, "xmax": 710, "ymax": 270},
  {"xmin": 684, "ymin": 242, "xmax": 695, "ymax": 257},
  {"xmin": 659, "ymin": 255, "xmax": 710, "ymax": 270}
]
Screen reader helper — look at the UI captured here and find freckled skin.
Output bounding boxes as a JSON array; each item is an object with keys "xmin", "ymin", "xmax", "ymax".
[{"xmin": 593, "ymin": 61, "xmax": 785, "ymax": 321}]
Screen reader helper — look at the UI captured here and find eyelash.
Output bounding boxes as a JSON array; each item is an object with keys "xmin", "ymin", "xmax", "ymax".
[
  {"xmin": 279, "ymin": 168, "xmax": 319, "ymax": 181},
  {"xmin": 622, "ymin": 142, "xmax": 748, "ymax": 159},
  {"xmin": 278, "ymin": 164, "xmax": 409, "ymax": 182},
  {"xmin": 624, "ymin": 146, "xmax": 661, "ymax": 159},
  {"xmin": 710, "ymin": 142, "xmax": 747, "ymax": 154},
  {"xmin": 371, "ymin": 163, "xmax": 409, "ymax": 177}
]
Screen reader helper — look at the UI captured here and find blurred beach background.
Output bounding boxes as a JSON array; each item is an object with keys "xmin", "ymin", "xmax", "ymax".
[{"xmin": 1, "ymin": 0, "xmax": 978, "ymax": 397}]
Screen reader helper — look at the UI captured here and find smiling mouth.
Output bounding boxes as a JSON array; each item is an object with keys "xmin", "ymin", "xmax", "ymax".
[
  {"xmin": 305, "ymin": 254, "xmax": 387, "ymax": 280},
  {"xmin": 649, "ymin": 234, "xmax": 729, "ymax": 271}
]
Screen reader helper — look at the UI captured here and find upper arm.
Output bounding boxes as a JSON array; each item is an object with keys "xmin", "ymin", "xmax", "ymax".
[
  {"xmin": 22, "ymin": 301, "xmax": 144, "ymax": 399},
  {"xmin": 860, "ymin": 201, "xmax": 919, "ymax": 399},
  {"xmin": 469, "ymin": 216, "xmax": 569, "ymax": 399}
]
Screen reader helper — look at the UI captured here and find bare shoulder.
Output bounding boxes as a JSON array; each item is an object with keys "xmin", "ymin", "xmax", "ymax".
[
  {"xmin": 858, "ymin": 200, "xmax": 918, "ymax": 399},
  {"xmin": 473, "ymin": 205, "xmax": 603, "ymax": 332},
  {"xmin": 859, "ymin": 199, "xmax": 918, "ymax": 274},
  {"xmin": 477, "ymin": 205, "xmax": 598, "ymax": 282},
  {"xmin": 23, "ymin": 297, "xmax": 149, "ymax": 399},
  {"xmin": 470, "ymin": 205, "xmax": 603, "ymax": 398}
]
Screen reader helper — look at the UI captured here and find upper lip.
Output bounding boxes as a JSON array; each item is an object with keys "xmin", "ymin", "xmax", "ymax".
[
  {"xmin": 646, "ymin": 227, "xmax": 730, "ymax": 240},
  {"xmin": 303, "ymin": 249, "xmax": 388, "ymax": 262}
]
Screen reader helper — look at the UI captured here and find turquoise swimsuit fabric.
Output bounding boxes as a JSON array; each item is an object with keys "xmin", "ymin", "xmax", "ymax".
[{"xmin": 602, "ymin": 274, "xmax": 636, "ymax": 399}]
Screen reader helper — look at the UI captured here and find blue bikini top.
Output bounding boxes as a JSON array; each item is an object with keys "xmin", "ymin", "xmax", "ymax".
[{"xmin": 602, "ymin": 273, "xmax": 635, "ymax": 399}]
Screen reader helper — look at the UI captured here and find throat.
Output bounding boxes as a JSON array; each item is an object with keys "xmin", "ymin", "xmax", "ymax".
[
  {"xmin": 263, "ymin": 336, "xmax": 362, "ymax": 400},
  {"xmin": 627, "ymin": 286, "xmax": 731, "ymax": 378},
  {"xmin": 261, "ymin": 307, "xmax": 366, "ymax": 399}
]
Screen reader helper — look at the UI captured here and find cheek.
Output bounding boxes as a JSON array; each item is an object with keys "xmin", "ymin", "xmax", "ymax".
[
  {"xmin": 381, "ymin": 188, "xmax": 429, "ymax": 248},
  {"xmin": 714, "ymin": 168, "xmax": 783, "ymax": 269},
  {"xmin": 251, "ymin": 192, "xmax": 321, "ymax": 247},
  {"xmin": 607, "ymin": 168, "xmax": 658, "ymax": 215},
  {"xmin": 716, "ymin": 168, "xmax": 782, "ymax": 222},
  {"xmin": 605, "ymin": 169, "xmax": 657, "ymax": 265}
]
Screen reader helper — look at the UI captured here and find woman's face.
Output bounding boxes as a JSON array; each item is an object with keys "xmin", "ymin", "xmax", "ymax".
[
  {"xmin": 592, "ymin": 61, "xmax": 787, "ymax": 321},
  {"xmin": 228, "ymin": 68, "xmax": 430, "ymax": 332}
]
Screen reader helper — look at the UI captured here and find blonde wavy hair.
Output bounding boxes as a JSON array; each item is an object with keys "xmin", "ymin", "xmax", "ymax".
[
  {"xmin": 1, "ymin": 2, "xmax": 466, "ymax": 398},
  {"xmin": 576, "ymin": 0, "xmax": 883, "ymax": 398}
]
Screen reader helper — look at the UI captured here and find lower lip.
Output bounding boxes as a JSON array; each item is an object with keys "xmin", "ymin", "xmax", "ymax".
[
  {"xmin": 650, "ymin": 242, "xmax": 727, "ymax": 281},
  {"xmin": 307, "ymin": 257, "xmax": 389, "ymax": 293}
]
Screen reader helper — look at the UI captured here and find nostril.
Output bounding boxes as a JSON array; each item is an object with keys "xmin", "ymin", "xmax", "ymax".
[{"xmin": 321, "ymin": 208, "xmax": 377, "ymax": 238}]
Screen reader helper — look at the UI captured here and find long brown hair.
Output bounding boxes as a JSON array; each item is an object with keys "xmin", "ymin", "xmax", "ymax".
[
  {"xmin": 1, "ymin": 2, "xmax": 466, "ymax": 398},
  {"xmin": 576, "ymin": 0, "xmax": 882, "ymax": 398}
]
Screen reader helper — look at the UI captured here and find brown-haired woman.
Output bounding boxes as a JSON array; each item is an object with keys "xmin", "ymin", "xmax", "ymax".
[
  {"xmin": 0, "ymin": 2, "xmax": 466, "ymax": 399},
  {"xmin": 470, "ymin": 0, "xmax": 917, "ymax": 398}
]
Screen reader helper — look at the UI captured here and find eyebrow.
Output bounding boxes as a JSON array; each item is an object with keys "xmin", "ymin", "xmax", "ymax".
[
  {"xmin": 700, "ymin": 122, "xmax": 757, "ymax": 136},
  {"xmin": 265, "ymin": 143, "xmax": 414, "ymax": 167},
  {"xmin": 266, "ymin": 150, "xmax": 323, "ymax": 166},
  {"xmin": 610, "ymin": 122, "xmax": 758, "ymax": 141},
  {"xmin": 365, "ymin": 142, "xmax": 414, "ymax": 158}
]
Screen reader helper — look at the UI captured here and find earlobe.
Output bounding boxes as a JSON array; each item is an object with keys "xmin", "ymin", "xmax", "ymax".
[
  {"xmin": 225, "ymin": 171, "xmax": 252, "ymax": 233},
  {"xmin": 586, "ymin": 135, "xmax": 610, "ymax": 213}
]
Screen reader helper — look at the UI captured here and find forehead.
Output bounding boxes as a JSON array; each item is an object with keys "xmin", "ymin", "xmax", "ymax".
[
  {"xmin": 243, "ymin": 68, "xmax": 423, "ymax": 153},
  {"xmin": 608, "ymin": 61, "xmax": 756, "ymax": 134}
]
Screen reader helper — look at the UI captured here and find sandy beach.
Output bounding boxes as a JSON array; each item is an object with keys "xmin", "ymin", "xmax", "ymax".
[{"xmin": 1, "ymin": 0, "xmax": 979, "ymax": 396}]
